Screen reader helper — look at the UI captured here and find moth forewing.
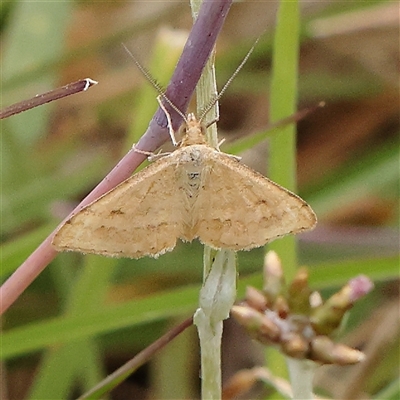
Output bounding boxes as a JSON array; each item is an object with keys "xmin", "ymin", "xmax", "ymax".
[
  {"xmin": 53, "ymin": 155, "xmax": 183, "ymax": 258},
  {"xmin": 192, "ymin": 149, "xmax": 316, "ymax": 250}
]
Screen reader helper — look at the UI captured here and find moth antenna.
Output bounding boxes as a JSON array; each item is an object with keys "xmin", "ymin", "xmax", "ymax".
[
  {"xmin": 199, "ymin": 37, "xmax": 260, "ymax": 123},
  {"xmin": 122, "ymin": 43, "xmax": 187, "ymax": 122}
]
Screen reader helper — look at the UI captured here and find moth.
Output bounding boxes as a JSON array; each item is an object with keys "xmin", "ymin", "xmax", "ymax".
[
  {"xmin": 53, "ymin": 111, "xmax": 316, "ymax": 258},
  {"xmin": 52, "ymin": 44, "xmax": 317, "ymax": 259}
]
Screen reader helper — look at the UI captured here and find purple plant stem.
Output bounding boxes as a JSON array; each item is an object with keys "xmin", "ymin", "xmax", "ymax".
[
  {"xmin": 0, "ymin": 0, "xmax": 233, "ymax": 314},
  {"xmin": 0, "ymin": 79, "xmax": 97, "ymax": 119}
]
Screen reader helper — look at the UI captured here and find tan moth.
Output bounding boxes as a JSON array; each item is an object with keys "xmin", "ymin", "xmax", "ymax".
[
  {"xmin": 52, "ymin": 45, "xmax": 317, "ymax": 259},
  {"xmin": 53, "ymin": 112, "xmax": 316, "ymax": 259}
]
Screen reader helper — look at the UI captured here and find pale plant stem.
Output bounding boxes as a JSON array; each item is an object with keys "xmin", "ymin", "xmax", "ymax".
[
  {"xmin": 190, "ymin": 2, "xmax": 237, "ymax": 399},
  {"xmin": 286, "ymin": 357, "xmax": 316, "ymax": 399},
  {"xmin": 194, "ymin": 250, "xmax": 236, "ymax": 400}
]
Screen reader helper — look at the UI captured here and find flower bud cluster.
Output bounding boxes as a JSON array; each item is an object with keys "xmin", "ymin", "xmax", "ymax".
[{"xmin": 231, "ymin": 251, "xmax": 373, "ymax": 365}]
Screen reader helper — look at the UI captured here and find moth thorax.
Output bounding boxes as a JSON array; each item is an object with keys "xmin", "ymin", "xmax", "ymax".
[{"xmin": 183, "ymin": 167, "xmax": 202, "ymax": 200}]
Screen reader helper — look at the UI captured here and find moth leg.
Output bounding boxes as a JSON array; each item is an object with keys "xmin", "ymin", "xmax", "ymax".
[
  {"xmin": 132, "ymin": 145, "xmax": 171, "ymax": 162},
  {"xmin": 148, "ymin": 151, "xmax": 171, "ymax": 162},
  {"xmin": 205, "ymin": 116, "xmax": 219, "ymax": 129},
  {"xmin": 132, "ymin": 145, "xmax": 155, "ymax": 157},
  {"xmin": 213, "ymin": 139, "xmax": 242, "ymax": 162},
  {"xmin": 157, "ymin": 95, "xmax": 178, "ymax": 147}
]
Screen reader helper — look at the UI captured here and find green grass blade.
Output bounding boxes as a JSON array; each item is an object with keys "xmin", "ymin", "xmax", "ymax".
[
  {"xmin": 2, "ymin": 254, "xmax": 397, "ymax": 360},
  {"xmin": 267, "ymin": 0, "xmax": 300, "ymax": 281}
]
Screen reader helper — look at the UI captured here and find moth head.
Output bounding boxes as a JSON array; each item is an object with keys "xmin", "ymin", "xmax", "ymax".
[{"xmin": 179, "ymin": 113, "xmax": 207, "ymax": 147}]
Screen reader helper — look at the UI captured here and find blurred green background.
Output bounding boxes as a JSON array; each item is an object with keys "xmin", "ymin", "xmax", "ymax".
[{"xmin": 1, "ymin": 1, "xmax": 398, "ymax": 399}]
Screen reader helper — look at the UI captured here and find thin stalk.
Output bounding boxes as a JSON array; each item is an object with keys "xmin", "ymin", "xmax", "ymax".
[
  {"xmin": 190, "ymin": 2, "xmax": 236, "ymax": 399},
  {"xmin": 286, "ymin": 358, "xmax": 315, "ymax": 399},
  {"xmin": 0, "ymin": 79, "xmax": 97, "ymax": 119},
  {"xmin": 194, "ymin": 249, "xmax": 236, "ymax": 400}
]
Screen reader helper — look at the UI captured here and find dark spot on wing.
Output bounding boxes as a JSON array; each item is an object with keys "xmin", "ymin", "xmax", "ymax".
[{"xmin": 110, "ymin": 209, "xmax": 125, "ymax": 215}]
